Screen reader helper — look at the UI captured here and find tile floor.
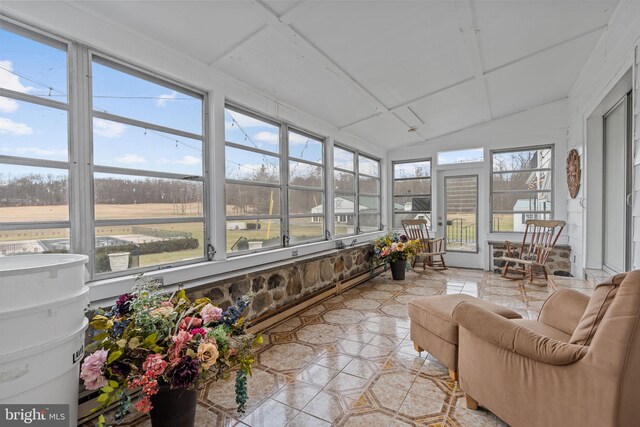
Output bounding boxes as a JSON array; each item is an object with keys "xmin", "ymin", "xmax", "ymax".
[{"xmin": 102, "ymin": 268, "xmax": 592, "ymax": 427}]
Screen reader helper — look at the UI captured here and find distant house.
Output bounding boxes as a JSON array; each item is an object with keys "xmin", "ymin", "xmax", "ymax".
[
  {"xmin": 311, "ymin": 196, "xmax": 382, "ymax": 223},
  {"xmin": 512, "ymin": 198, "xmax": 551, "ymax": 232}
]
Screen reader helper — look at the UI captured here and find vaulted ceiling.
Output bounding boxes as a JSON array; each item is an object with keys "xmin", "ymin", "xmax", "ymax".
[{"xmin": 69, "ymin": 0, "xmax": 617, "ymax": 148}]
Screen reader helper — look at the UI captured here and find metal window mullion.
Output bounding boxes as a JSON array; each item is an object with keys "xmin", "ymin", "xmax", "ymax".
[
  {"xmin": 493, "ymin": 211, "xmax": 551, "ymax": 215},
  {"xmin": 95, "ymin": 217, "xmax": 204, "ymax": 227},
  {"xmin": 288, "ymin": 156, "xmax": 324, "ymax": 168},
  {"xmin": 0, "ymin": 221, "xmax": 70, "ymax": 230},
  {"xmin": 0, "ymin": 155, "xmax": 70, "ymax": 169},
  {"xmin": 491, "ymin": 189, "xmax": 552, "ymax": 194},
  {"xmin": 225, "ymin": 179, "xmax": 281, "ymax": 189},
  {"xmin": 491, "ymin": 168, "xmax": 552, "ymax": 175},
  {"xmin": 355, "ymin": 152, "xmax": 360, "ymax": 234},
  {"xmin": 0, "ymin": 88, "xmax": 68, "ymax": 110},
  {"xmin": 93, "ymin": 110, "xmax": 203, "ymax": 141},
  {"xmin": 226, "ymin": 215, "xmax": 281, "ymax": 221},
  {"xmin": 288, "ymin": 184, "xmax": 325, "ymax": 191},
  {"xmin": 225, "ymin": 141, "xmax": 281, "ymax": 159},
  {"xmin": 93, "ymin": 165, "xmax": 203, "ymax": 181},
  {"xmin": 289, "ymin": 213, "xmax": 326, "ymax": 219},
  {"xmin": 333, "ymin": 166, "xmax": 355, "ymax": 174},
  {"xmin": 281, "ymin": 124, "xmax": 289, "ymax": 246},
  {"xmin": 394, "ymin": 193, "xmax": 431, "ymax": 197},
  {"xmin": 391, "ymin": 176, "xmax": 432, "ymax": 182}
]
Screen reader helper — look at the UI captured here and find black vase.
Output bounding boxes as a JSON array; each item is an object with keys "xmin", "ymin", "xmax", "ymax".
[
  {"xmin": 149, "ymin": 387, "xmax": 197, "ymax": 427},
  {"xmin": 390, "ymin": 259, "xmax": 407, "ymax": 280}
]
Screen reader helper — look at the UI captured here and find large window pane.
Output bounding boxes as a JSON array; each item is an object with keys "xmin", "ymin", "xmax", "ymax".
[
  {"xmin": 334, "ymin": 171, "xmax": 355, "ymax": 192},
  {"xmin": 95, "ymin": 222, "xmax": 204, "ymax": 274},
  {"xmin": 94, "ymin": 173, "xmax": 203, "ymax": 220},
  {"xmin": 359, "ymin": 155, "xmax": 379, "ymax": 177},
  {"xmin": 0, "ymin": 165, "xmax": 68, "ymax": 222},
  {"xmin": 437, "ymin": 148, "xmax": 483, "ymax": 165},
  {"xmin": 0, "ymin": 28, "xmax": 67, "ymax": 102},
  {"xmin": 393, "ymin": 212, "xmax": 431, "ymax": 229},
  {"xmin": 225, "ymin": 108, "xmax": 280, "ymax": 154},
  {"xmin": 288, "ymin": 130, "xmax": 323, "ymax": 163},
  {"xmin": 92, "ymin": 60, "xmax": 202, "ymax": 135},
  {"xmin": 334, "ymin": 146, "xmax": 354, "ymax": 171},
  {"xmin": 289, "ymin": 189, "xmax": 323, "ymax": 215},
  {"xmin": 227, "ymin": 219, "xmax": 281, "ymax": 253},
  {"xmin": 393, "ymin": 160, "xmax": 430, "ymax": 179},
  {"xmin": 93, "ymin": 118, "xmax": 203, "ymax": 176},
  {"xmin": 394, "ymin": 196, "xmax": 431, "ymax": 213},
  {"xmin": 289, "ymin": 161, "xmax": 323, "ymax": 188},
  {"xmin": 225, "ymin": 184, "xmax": 280, "ymax": 216},
  {"xmin": 225, "ymin": 146, "xmax": 279, "ymax": 183},
  {"xmin": 492, "ymin": 192, "xmax": 551, "ymax": 212},
  {"xmin": 492, "ymin": 170, "xmax": 551, "ymax": 192},
  {"xmin": 290, "ymin": 217, "xmax": 323, "ymax": 243},
  {"xmin": 0, "ymin": 100, "xmax": 68, "ymax": 161},
  {"xmin": 359, "ymin": 196, "xmax": 380, "ymax": 213},
  {"xmin": 335, "ymin": 215, "xmax": 356, "ymax": 237},
  {"xmin": 0, "ymin": 227, "xmax": 70, "ymax": 255},
  {"xmin": 492, "ymin": 148, "xmax": 552, "ymax": 171},
  {"xmin": 359, "ymin": 214, "xmax": 380, "ymax": 233},
  {"xmin": 492, "ymin": 213, "xmax": 550, "ymax": 232},
  {"xmin": 358, "ymin": 175, "xmax": 379, "ymax": 194},
  {"xmin": 393, "ymin": 178, "xmax": 431, "ymax": 195}
]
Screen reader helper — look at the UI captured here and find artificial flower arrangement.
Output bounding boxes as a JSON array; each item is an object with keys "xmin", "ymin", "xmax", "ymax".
[
  {"xmin": 81, "ymin": 275, "xmax": 261, "ymax": 423},
  {"xmin": 371, "ymin": 232, "xmax": 420, "ymax": 266}
]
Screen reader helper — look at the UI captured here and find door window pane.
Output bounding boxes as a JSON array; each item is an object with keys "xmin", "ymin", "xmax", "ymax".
[{"xmin": 445, "ymin": 176, "xmax": 477, "ymax": 252}]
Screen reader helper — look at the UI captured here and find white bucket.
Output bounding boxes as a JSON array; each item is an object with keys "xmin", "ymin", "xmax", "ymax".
[
  {"xmin": 108, "ymin": 252, "xmax": 130, "ymax": 271},
  {"xmin": 0, "ymin": 254, "xmax": 89, "ymax": 427}
]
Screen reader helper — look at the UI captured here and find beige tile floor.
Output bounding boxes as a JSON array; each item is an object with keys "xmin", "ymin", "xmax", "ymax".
[{"xmin": 101, "ymin": 268, "xmax": 592, "ymax": 427}]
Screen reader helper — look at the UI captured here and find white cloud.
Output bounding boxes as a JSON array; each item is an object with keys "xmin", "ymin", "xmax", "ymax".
[
  {"xmin": 0, "ymin": 96, "xmax": 18, "ymax": 113},
  {"xmin": 0, "ymin": 60, "xmax": 35, "ymax": 94},
  {"xmin": 93, "ymin": 118, "xmax": 125, "ymax": 138},
  {"xmin": 0, "ymin": 117, "xmax": 33, "ymax": 136},
  {"xmin": 156, "ymin": 91, "xmax": 177, "ymax": 107},
  {"xmin": 114, "ymin": 154, "xmax": 146, "ymax": 164},
  {"xmin": 0, "ymin": 147, "xmax": 66, "ymax": 157},
  {"xmin": 288, "ymin": 132, "xmax": 311, "ymax": 145},
  {"xmin": 174, "ymin": 155, "xmax": 201, "ymax": 165},
  {"xmin": 254, "ymin": 131, "xmax": 279, "ymax": 144},
  {"xmin": 225, "ymin": 111, "xmax": 272, "ymax": 129}
]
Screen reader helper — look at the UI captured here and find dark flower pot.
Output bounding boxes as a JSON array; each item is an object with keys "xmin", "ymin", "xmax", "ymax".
[
  {"xmin": 149, "ymin": 387, "xmax": 197, "ymax": 427},
  {"xmin": 390, "ymin": 259, "xmax": 407, "ymax": 280}
]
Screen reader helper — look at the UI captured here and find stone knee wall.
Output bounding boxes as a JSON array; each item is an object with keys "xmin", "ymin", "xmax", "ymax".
[
  {"xmin": 489, "ymin": 241, "xmax": 572, "ymax": 277},
  {"xmin": 188, "ymin": 245, "xmax": 371, "ymax": 320}
]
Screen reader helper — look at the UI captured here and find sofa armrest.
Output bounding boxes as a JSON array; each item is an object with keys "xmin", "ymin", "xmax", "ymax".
[
  {"xmin": 538, "ymin": 289, "xmax": 590, "ymax": 335},
  {"xmin": 453, "ymin": 302, "xmax": 588, "ymax": 366}
]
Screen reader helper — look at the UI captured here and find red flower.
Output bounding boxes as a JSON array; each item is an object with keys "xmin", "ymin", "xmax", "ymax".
[{"xmin": 179, "ymin": 316, "xmax": 203, "ymax": 330}]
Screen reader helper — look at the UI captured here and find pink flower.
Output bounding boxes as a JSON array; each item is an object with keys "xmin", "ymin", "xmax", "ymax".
[
  {"xmin": 381, "ymin": 247, "xmax": 391, "ymax": 257},
  {"xmin": 142, "ymin": 354, "xmax": 167, "ymax": 377},
  {"xmin": 135, "ymin": 397, "xmax": 153, "ymax": 413},
  {"xmin": 190, "ymin": 328, "xmax": 207, "ymax": 337},
  {"xmin": 179, "ymin": 316, "xmax": 203, "ymax": 330},
  {"xmin": 200, "ymin": 304, "xmax": 223, "ymax": 324},
  {"xmin": 169, "ymin": 330, "xmax": 192, "ymax": 363},
  {"xmin": 161, "ymin": 301, "xmax": 174, "ymax": 308},
  {"xmin": 80, "ymin": 350, "xmax": 109, "ymax": 390}
]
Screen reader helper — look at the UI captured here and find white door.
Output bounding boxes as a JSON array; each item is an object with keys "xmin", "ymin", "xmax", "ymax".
[{"xmin": 437, "ymin": 168, "xmax": 485, "ymax": 269}]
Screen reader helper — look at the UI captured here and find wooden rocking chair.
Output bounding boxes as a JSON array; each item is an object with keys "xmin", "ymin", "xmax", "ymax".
[
  {"xmin": 401, "ymin": 219, "xmax": 446, "ymax": 270},
  {"xmin": 501, "ymin": 219, "xmax": 566, "ymax": 283}
]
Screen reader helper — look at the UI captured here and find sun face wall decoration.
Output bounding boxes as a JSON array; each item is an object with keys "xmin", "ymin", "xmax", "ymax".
[{"xmin": 566, "ymin": 149, "xmax": 581, "ymax": 199}]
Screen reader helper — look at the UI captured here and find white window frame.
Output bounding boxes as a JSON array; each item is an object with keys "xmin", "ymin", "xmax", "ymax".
[
  {"xmin": 489, "ymin": 145, "xmax": 554, "ymax": 233},
  {"xmin": 392, "ymin": 158, "xmax": 433, "ymax": 230}
]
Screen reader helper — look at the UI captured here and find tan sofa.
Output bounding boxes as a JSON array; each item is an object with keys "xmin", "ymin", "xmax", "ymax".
[{"xmin": 452, "ymin": 271, "xmax": 637, "ymax": 427}]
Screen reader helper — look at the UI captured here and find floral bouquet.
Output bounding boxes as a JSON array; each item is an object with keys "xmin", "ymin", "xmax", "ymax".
[
  {"xmin": 81, "ymin": 275, "xmax": 261, "ymax": 423},
  {"xmin": 371, "ymin": 232, "xmax": 420, "ymax": 266}
]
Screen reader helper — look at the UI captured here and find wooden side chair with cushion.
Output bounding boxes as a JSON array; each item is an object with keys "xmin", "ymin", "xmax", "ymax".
[
  {"xmin": 501, "ymin": 219, "xmax": 566, "ymax": 283},
  {"xmin": 401, "ymin": 219, "xmax": 446, "ymax": 270}
]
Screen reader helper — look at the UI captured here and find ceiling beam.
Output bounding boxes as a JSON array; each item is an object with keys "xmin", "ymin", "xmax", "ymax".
[
  {"xmin": 454, "ymin": 0, "xmax": 492, "ymax": 122},
  {"xmin": 207, "ymin": 24, "xmax": 268, "ymax": 66}
]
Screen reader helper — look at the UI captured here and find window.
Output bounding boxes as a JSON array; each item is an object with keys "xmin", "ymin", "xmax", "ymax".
[
  {"xmin": 0, "ymin": 25, "xmax": 71, "ymax": 256},
  {"xmin": 437, "ymin": 148, "xmax": 483, "ymax": 165},
  {"xmin": 225, "ymin": 107, "xmax": 282, "ymax": 253},
  {"xmin": 333, "ymin": 146, "xmax": 381, "ymax": 236},
  {"xmin": 491, "ymin": 146, "xmax": 553, "ymax": 232},
  {"xmin": 393, "ymin": 159, "xmax": 432, "ymax": 229},
  {"xmin": 90, "ymin": 57, "xmax": 206, "ymax": 275}
]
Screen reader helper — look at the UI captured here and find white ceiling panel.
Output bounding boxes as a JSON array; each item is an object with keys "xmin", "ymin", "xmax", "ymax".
[
  {"xmin": 346, "ymin": 113, "xmax": 424, "ymax": 147},
  {"xmin": 485, "ymin": 29, "xmax": 603, "ymax": 118},
  {"xmin": 216, "ymin": 27, "xmax": 379, "ymax": 129},
  {"xmin": 262, "ymin": 0, "xmax": 302, "ymax": 17},
  {"xmin": 289, "ymin": 1, "xmax": 473, "ymax": 108},
  {"xmin": 74, "ymin": 1, "xmax": 267, "ymax": 64},
  {"xmin": 407, "ymin": 79, "xmax": 489, "ymax": 140},
  {"xmin": 475, "ymin": 0, "xmax": 616, "ymax": 71}
]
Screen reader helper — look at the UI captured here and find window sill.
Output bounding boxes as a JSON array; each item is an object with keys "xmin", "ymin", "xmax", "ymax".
[{"xmin": 87, "ymin": 231, "xmax": 383, "ymax": 307}]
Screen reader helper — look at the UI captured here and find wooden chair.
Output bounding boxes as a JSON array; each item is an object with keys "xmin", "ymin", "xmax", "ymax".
[
  {"xmin": 401, "ymin": 219, "xmax": 446, "ymax": 270},
  {"xmin": 501, "ymin": 219, "xmax": 566, "ymax": 283}
]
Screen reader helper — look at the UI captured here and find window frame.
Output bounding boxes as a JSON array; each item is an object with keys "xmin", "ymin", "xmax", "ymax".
[
  {"xmin": 392, "ymin": 158, "xmax": 433, "ymax": 230},
  {"xmin": 489, "ymin": 144, "xmax": 554, "ymax": 233}
]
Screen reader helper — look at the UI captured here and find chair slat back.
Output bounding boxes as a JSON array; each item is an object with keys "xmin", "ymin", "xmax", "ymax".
[
  {"xmin": 402, "ymin": 219, "xmax": 430, "ymax": 254},
  {"xmin": 521, "ymin": 219, "xmax": 566, "ymax": 264}
]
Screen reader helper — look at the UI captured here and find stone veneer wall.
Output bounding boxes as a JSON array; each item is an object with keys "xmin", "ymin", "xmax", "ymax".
[
  {"xmin": 489, "ymin": 241, "xmax": 572, "ymax": 277},
  {"xmin": 187, "ymin": 245, "xmax": 371, "ymax": 321}
]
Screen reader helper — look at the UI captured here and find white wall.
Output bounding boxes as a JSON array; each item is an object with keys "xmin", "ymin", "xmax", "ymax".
[
  {"xmin": 567, "ymin": 0, "xmax": 640, "ymax": 277},
  {"xmin": 0, "ymin": 2, "xmax": 388, "ymax": 304},
  {"xmin": 388, "ymin": 99, "xmax": 569, "ymax": 270}
]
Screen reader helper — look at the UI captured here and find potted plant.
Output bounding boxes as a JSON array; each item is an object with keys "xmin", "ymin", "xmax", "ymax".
[
  {"xmin": 81, "ymin": 275, "xmax": 261, "ymax": 427},
  {"xmin": 371, "ymin": 232, "xmax": 419, "ymax": 280}
]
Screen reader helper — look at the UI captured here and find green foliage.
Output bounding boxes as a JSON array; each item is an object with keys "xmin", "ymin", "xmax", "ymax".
[
  {"xmin": 235, "ymin": 370, "xmax": 248, "ymax": 414},
  {"xmin": 95, "ymin": 237, "xmax": 200, "ymax": 272}
]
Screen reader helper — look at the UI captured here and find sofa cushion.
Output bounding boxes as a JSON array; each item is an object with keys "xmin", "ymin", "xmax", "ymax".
[
  {"xmin": 408, "ymin": 294, "xmax": 521, "ymax": 344},
  {"xmin": 511, "ymin": 319, "xmax": 571, "ymax": 342},
  {"xmin": 570, "ymin": 273, "xmax": 626, "ymax": 345}
]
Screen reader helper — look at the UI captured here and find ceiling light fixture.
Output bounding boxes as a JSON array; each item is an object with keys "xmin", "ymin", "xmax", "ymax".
[{"xmin": 408, "ymin": 126, "xmax": 418, "ymax": 133}]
